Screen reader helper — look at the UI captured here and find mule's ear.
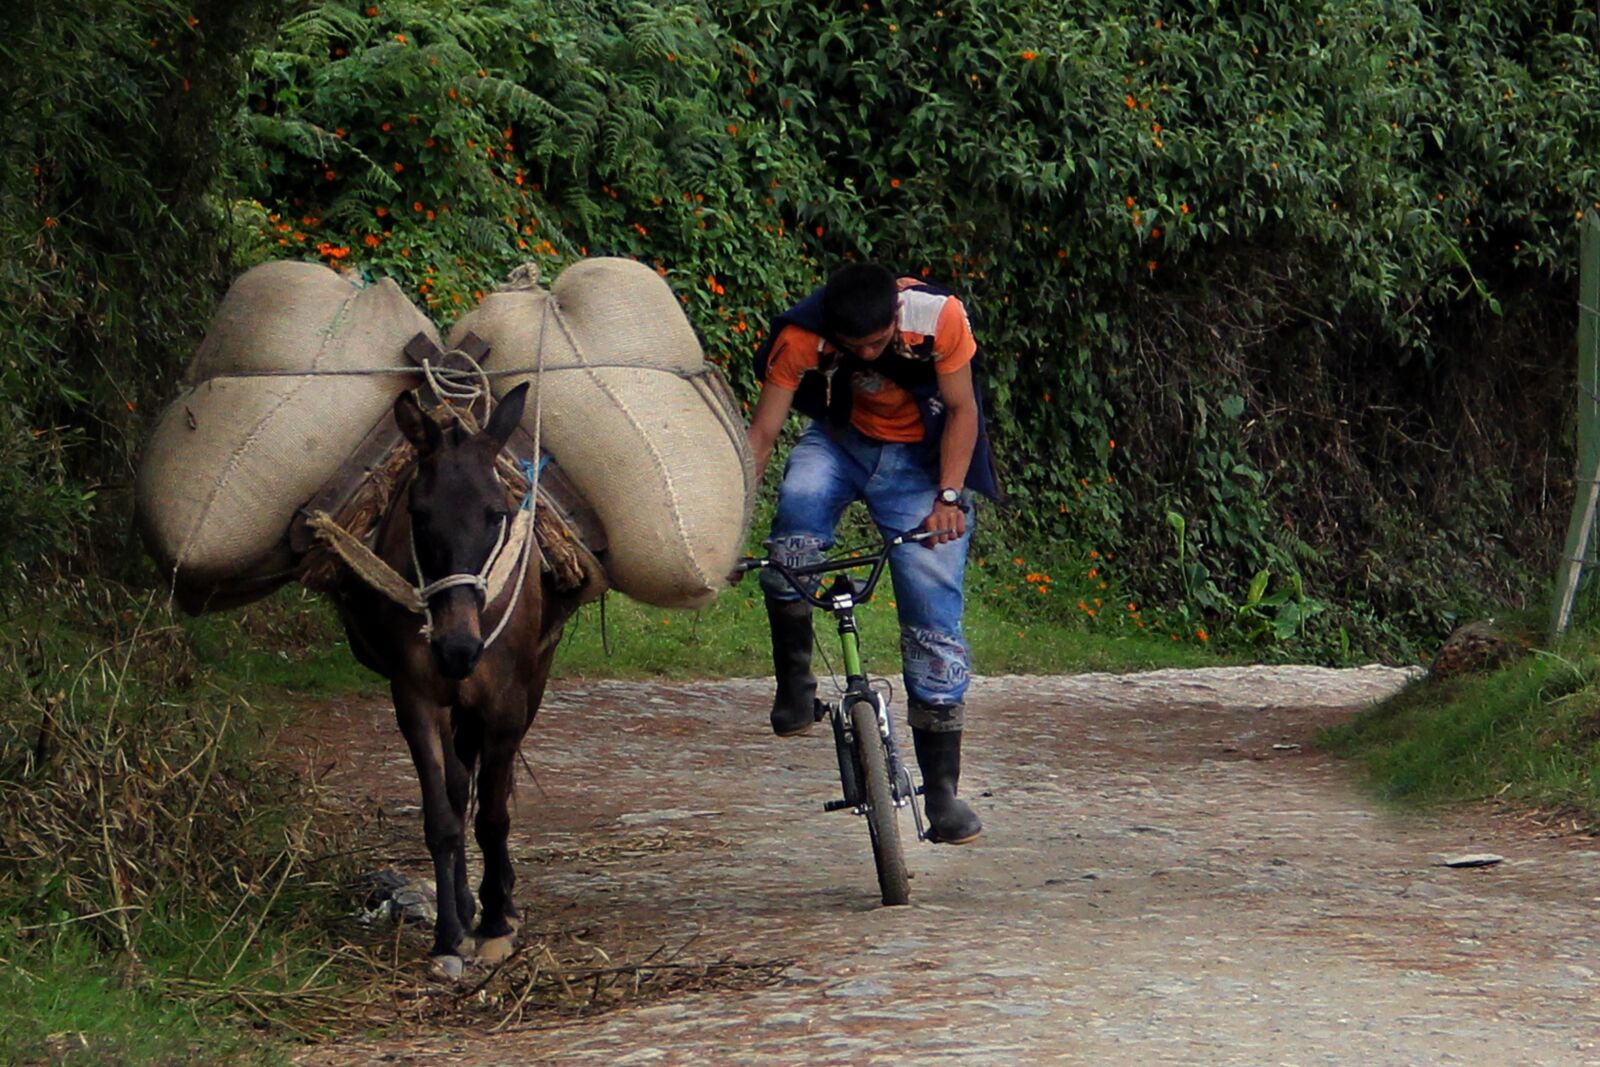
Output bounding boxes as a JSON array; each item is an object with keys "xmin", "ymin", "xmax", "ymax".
[
  {"xmin": 395, "ymin": 391, "xmax": 442, "ymax": 454},
  {"xmin": 484, "ymin": 383, "xmax": 528, "ymax": 447}
]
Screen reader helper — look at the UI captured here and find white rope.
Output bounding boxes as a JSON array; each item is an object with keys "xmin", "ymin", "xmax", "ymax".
[
  {"xmin": 480, "ymin": 303, "xmax": 551, "ymax": 650},
  {"xmin": 188, "ymin": 361, "xmax": 707, "ymax": 380},
  {"xmin": 418, "ymin": 347, "xmax": 495, "ymax": 417},
  {"xmin": 480, "ymin": 507, "xmax": 535, "ymax": 649}
]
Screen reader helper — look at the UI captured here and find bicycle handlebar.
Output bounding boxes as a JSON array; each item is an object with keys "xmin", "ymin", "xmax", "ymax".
[{"xmin": 733, "ymin": 529, "xmax": 941, "ymax": 610}]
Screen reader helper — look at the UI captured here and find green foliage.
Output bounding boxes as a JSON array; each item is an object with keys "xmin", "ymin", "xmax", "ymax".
[
  {"xmin": 0, "ymin": 0, "xmax": 288, "ymax": 577},
  {"xmin": 6, "ymin": 1, "xmax": 1598, "ymax": 662},
  {"xmin": 235, "ymin": 0, "xmax": 1600, "ymax": 660},
  {"xmin": 237, "ymin": 0, "xmax": 823, "ymax": 378}
]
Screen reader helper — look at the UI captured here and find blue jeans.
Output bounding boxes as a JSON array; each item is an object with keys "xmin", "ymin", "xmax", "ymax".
[{"xmin": 761, "ymin": 422, "xmax": 972, "ymax": 728}]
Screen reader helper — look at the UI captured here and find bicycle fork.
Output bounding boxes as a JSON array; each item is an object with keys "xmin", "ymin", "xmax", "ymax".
[{"xmin": 819, "ymin": 596, "xmax": 929, "ymax": 841}]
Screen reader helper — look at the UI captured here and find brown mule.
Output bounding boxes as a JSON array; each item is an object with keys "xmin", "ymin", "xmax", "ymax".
[{"xmin": 332, "ymin": 383, "xmax": 583, "ymax": 967}]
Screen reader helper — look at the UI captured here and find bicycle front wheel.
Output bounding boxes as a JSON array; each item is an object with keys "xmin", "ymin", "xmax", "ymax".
[{"xmin": 850, "ymin": 699, "xmax": 910, "ymax": 906}]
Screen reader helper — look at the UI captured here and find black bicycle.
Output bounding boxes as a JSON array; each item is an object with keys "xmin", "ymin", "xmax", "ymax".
[{"xmin": 736, "ymin": 530, "xmax": 940, "ymax": 906}]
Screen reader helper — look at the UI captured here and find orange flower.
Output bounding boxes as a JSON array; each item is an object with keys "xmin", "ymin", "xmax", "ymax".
[
  {"xmin": 363, "ymin": 234, "xmax": 380, "ymax": 247},
  {"xmin": 1125, "ymin": 196, "xmax": 1136, "ymax": 208},
  {"xmin": 1125, "ymin": 94, "xmax": 1137, "ymax": 109},
  {"xmin": 375, "ymin": 207, "xmax": 388, "ymax": 217},
  {"xmin": 1021, "ymin": 50, "xmax": 1037, "ymax": 60},
  {"xmin": 365, "ymin": 5, "xmax": 378, "ymax": 14},
  {"xmin": 890, "ymin": 178, "xmax": 901, "ymax": 188},
  {"xmin": 726, "ymin": 124, "xmax": 739, "ymax": 135},
  {"xmin": 1195, "ymin": 628, "xmax": 1209, "ymax": 641},
  {"xmin": 392, "ymin": 162, "xmax": 404, "ymax": 173}
]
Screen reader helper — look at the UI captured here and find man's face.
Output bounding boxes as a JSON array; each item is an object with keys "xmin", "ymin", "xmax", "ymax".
[{"xmin": 835, "ymin": 320, "xmax": 898, "ymax": 361}]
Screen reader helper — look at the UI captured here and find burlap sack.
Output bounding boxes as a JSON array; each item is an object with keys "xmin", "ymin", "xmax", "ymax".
[
  {"xmin": 449, "ymin": 258, "xmax": 753, "ymax": 609},
  {"xmin": 137, "ymin": 260, "xmax": 436, "ymax": 612}
]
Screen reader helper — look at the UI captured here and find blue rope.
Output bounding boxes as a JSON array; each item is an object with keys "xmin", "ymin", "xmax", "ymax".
[{"xmin": 518, "ymin": 455, "xmax": 551, "ymax": 511}]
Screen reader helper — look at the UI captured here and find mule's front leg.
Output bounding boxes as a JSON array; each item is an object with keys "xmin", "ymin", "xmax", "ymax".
[
  {"xmin": 393, "ymin": 684, "xmax": 473, "ymax": 961},
  {"xmin": 473, "ymin": 723, "xmax": 522, "ymax": 948},
  {"xmin": 475, "ymin": 644, "xmax": 560, "ymax": 949}
]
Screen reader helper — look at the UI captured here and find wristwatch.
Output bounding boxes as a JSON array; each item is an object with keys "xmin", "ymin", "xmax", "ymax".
[{"xmin": 936, "ymin": 487, "xmax": 970, "ymax": 512}]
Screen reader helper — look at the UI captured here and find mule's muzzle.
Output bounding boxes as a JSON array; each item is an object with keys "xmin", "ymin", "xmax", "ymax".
[{"xmin": 432, "ymin": 632, "xmax": 484, "ymax": 679}]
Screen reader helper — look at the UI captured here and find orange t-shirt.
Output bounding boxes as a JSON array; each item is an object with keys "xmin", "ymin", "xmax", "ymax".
[{"xmin": 764, "ymin": 278, "xmax": 977, "ymax": 442}]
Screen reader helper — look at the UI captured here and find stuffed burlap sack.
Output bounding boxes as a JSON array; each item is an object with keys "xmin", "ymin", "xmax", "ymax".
[
  {"xmin": 137, "ymin": 260, "xmax": 437, "ymax": 612},
  {"xmin": 449, "ymin": 258, "xmax": 754, "ymax": 609}
]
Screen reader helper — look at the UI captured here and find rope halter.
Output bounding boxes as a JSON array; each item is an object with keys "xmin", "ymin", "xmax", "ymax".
[{"xmin": 410, "ymin": 457, "xmax": 541, "ymax": 647}]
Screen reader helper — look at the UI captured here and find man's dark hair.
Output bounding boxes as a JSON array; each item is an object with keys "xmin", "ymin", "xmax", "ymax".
[{"xmin": 822, "ymin": 263, "xmax": 898, "ymax": 339}]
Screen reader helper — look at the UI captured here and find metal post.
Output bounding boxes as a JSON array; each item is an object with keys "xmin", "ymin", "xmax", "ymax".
[{"xmin": 1551, "ymin": 214, "xmax": 1600, "ymax": 637}]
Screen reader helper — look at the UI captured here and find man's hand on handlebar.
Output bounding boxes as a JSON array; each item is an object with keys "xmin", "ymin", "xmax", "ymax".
[{"xmin": 919, "ymin": 501, "xmax": 967, "ymax": 548}]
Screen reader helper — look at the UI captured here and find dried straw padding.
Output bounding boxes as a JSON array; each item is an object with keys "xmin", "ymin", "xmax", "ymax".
[
  {"xmin": 450, "ymin": 258, "xmax": 753, "ymax": 609},
  {"xmin": 136, "ymin": 260, "xmax": 435, "ymax": 607}
]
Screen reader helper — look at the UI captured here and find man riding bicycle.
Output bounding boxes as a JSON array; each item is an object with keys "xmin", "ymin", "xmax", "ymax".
[{"xmin": 743, "ymin": 263, "xmax": 1002, "ymax": 845}]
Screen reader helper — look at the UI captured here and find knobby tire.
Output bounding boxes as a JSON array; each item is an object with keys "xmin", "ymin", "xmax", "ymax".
[{"xmin": 850, "ymin": 700, "xmax": 910, "ymax": 906}]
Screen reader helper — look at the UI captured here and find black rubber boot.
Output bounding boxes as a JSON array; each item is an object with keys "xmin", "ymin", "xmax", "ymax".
[
  {"xmin": 912, "ymin": 727, "xmax": 983, "ymax": 844},
  {"xmin": 765, "ymin": 595, "xmax": 818, "ymax": 736}
]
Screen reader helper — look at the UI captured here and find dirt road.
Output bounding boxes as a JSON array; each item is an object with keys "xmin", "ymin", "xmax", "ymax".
[{"xmin": 297, "ymin": 667, "xmax": 1600, "ymax": 1065}]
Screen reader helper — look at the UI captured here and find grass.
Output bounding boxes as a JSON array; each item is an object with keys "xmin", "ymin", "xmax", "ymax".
[
  {"xmin": 0, "ymin": 927, "xmax": 251, "ymax": 1066},
  {"xmin": 552, "ymin": 576, "xmax": 1218, "ymax": 681},
  {"xmin": 0, "ymin": 585, "xmax": 374, "ymax": 1067},
  {"xmin": 553, "ymin": 523, "xmax": 1222, "ymax": 680},
  {"xmin": 1321, "ymin": 619, "xmax": 1600, "ymax": 825}
]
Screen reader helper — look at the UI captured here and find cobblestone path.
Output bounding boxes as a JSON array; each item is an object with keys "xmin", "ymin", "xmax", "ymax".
[{"xmin": 296, "ymin": 667, "xmax": 1600, "ymax": 1065}]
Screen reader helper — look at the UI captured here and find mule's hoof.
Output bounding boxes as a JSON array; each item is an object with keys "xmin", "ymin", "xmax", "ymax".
[
  {"xmin": 430, "ymin": 954, "xmax": 466, "ymax": 980},
  {"xmin": 476, "ymin": 935, "xmax": 516, "ymax": 964}
]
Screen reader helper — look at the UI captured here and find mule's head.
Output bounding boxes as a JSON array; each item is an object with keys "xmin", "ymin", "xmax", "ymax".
[{"xmin": 394, "ymin": 383, "xmax": 529, "ymax": 679}]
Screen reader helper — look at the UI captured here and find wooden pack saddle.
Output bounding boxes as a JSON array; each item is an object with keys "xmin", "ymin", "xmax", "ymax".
[{"xmin": 289, "ymin": 332, "xmax": 609, "ymax": 602}]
